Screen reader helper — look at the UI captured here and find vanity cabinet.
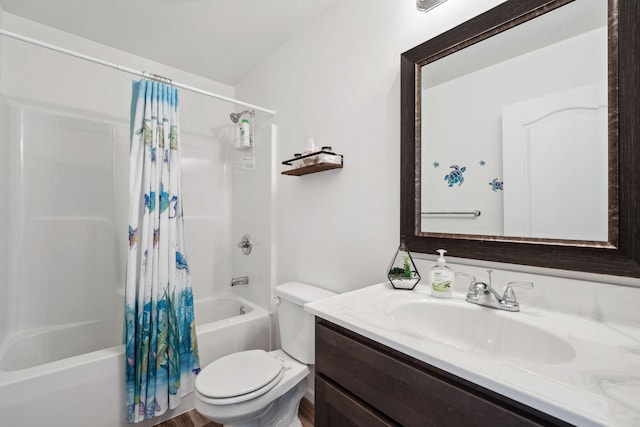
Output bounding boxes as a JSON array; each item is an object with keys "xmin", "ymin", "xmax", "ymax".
[{"xmin": 314, "ymin": 319, "xmax": 571, "ymax": 427}]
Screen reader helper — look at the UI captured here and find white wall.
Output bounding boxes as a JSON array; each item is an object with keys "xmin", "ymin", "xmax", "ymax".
[
  {"xmin": 236, "ymin": 0, "xmax": 640, "ymax": 316},
  {"xmin": 0, "ymin": 13, "xmax": 235, "ymax": 333},
  {"xmin": 236, "ymin": 0, "xmax": 508, "ymax": 293}
]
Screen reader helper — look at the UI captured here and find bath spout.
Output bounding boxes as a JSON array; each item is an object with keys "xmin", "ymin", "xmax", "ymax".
[{"xmin": 231, "ymin": 276, "xmax": 249, "ymax": 287}]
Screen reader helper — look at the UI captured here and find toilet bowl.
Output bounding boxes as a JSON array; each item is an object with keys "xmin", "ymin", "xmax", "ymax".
[
  {"xmin": 194, "ymin": 350, "xmax": 309, "ymax": 426},
  {"xmin": 194, "ymin": 282, "xmax": 336, "ymax": 427}
]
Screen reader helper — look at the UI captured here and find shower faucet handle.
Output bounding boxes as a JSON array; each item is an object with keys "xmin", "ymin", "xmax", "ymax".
[{"xmin": 237, "ymin": 234, "xmax": 252, "ymax": 255}]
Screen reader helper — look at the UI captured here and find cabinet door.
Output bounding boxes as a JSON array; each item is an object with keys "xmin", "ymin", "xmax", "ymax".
[{"xmin": 315, "ymin": 376, "xmax": 398, "ymax": 427}]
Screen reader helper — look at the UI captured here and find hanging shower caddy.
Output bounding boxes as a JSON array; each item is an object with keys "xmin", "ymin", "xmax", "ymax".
[{"xmin": 230, "ymin": 110, "xmax": 255, "ymax": 170}]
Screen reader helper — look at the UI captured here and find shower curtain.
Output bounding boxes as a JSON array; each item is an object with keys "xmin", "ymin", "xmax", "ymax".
[{"xmin": 125, "ymin": 79, "xmax": 200, "ymax": 423}]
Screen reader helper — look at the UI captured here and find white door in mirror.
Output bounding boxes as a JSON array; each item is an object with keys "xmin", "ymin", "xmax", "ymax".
[{"xmin": 502, "ymin": 82, "xmax": 608, "ymax": 241}]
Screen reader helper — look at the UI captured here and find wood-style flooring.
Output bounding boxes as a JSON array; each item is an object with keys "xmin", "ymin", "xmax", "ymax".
[
  {"xmin": 154, "ymin": 408, "xmax": 219, "ymax": 427},
  {"xmin": 153, "ymin": 398, "xmax": 314, "ymax": 427}
]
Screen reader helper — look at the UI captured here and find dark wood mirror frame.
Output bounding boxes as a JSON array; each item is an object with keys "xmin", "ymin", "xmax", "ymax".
[{"xmin": 401, "ymin": 0, "xmax": 640, "ymax": 278}]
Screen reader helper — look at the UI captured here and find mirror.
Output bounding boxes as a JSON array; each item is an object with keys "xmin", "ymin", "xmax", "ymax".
[
  {"xmin": 421, "ymin": 0, "xmax": 607, "ymax": 241},
  {"xmin": 401, "ymin": 0, "xmax": 640, "ymax": 277}
]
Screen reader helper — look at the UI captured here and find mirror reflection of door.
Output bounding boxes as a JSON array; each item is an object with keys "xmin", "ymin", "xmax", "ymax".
[{"xmin": 502, "ymin": 83, "xmax": 607, "ymax": 241}]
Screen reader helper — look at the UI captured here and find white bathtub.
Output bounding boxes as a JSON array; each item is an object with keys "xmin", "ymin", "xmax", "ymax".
[{"xmin": 0, "ymin": 295, "xmax": 271, "ymax": 427}]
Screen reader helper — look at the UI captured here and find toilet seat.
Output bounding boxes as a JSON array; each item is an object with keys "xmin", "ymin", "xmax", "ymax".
[{"xmin": 195, "ymin": 350, "xmax": 284, "ymax": 405}]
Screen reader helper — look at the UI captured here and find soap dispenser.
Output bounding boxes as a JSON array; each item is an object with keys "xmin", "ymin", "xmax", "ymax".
[{"xmin": 429, "ymin": 249, "xmax": 454, "ymax": 298}]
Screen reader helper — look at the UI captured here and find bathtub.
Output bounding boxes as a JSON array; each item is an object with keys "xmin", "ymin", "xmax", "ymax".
[{"xmin": 0, "ymin": 295, "xmax": 271, "ymax": 427}]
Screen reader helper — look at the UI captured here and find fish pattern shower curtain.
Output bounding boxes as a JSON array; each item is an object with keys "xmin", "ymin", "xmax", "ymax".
[{"xmin": 125, "ymin": 79, "xmax": 200, "ymax": 423}]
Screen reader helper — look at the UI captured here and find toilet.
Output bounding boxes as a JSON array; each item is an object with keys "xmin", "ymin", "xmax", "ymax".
[{"xmin": 194, "ymin": 282, "xmax": 336, "ymax": 427}]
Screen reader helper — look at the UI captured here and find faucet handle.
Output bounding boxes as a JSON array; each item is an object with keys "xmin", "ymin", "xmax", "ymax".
[
  {"xmin": 455, "ymin": 272, "xmax": 476, "ymax": 285},
  {"xmin": 456, "ymin": 272, "xmax": 478, "ymax": 296},
  {"xmin": 502, "ymin": 281, "xmax": 534, "ymax": 303}
]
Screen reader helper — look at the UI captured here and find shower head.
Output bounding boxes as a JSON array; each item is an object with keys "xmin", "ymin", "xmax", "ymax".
[{"xmin": 229, "ymin": 110, "xmax": 254, "ymax": 123}]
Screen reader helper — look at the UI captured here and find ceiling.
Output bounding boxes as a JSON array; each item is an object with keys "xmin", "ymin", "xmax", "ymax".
[{"xmin": 0, "ymin": 0, "xmax": 340, "ymax": 86}]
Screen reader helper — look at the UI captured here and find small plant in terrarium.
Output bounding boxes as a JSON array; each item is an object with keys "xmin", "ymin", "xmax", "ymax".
[
  {"xmin": 387, "ymin": 237, "xmax": 421, "ymax": 290},
  {"xmin": 388, "ymin": 256, "xmax": 413, "ymax": 279}
]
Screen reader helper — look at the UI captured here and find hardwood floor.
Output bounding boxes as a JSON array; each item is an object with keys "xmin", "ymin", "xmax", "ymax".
[
  {"xmin": 154, "ymin": 398, "xmax": 314, "ymax": 427},
  {"xmin": 299, "ymin": 397, "xmax": 315, "ymax": 427},
  {"xmin": 153, "ymin": 409, "xmax": 220, "ymax": 427}
]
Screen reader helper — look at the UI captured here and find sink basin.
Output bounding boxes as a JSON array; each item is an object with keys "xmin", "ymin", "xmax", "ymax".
[{"xmin": 390, "ymin": 301, "xmax": 576, "ymax": 364}]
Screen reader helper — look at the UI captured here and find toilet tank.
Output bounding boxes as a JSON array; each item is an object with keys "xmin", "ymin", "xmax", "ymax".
[{"xmin": 275, "ymin": 282, "xmax": 337, "ymax": 364}]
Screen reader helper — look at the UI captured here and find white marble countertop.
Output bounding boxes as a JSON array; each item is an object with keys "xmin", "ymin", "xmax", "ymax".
[{"xmin": 305, "ymin": 283, "xmax": 640, "ymax": 427}]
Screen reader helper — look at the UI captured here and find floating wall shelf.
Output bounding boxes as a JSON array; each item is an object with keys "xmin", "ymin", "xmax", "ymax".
[{"xmin": 281, "ymin": 150, "xmax": 344, "ymax": 176}]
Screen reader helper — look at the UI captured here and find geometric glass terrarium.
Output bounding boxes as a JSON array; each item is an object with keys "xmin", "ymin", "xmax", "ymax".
[{"xmin": 387, "ymin": 236, "xmax": 421, "ymax": 290}]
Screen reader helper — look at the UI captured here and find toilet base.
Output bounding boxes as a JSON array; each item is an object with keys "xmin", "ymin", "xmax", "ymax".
[{"xmin": 223, "ymin": 378, "xmax": 307, "ymax": 427}]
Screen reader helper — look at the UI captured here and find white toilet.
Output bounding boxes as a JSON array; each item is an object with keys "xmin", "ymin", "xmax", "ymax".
[{"xmin": 194, "ymin": 282, "xmax": 336, "ymax": 427}]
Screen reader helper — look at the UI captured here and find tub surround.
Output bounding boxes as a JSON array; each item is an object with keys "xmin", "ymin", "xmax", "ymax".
[{"xmin": 305, "ymin": 283, "xmax": 640, "ymax": 426}]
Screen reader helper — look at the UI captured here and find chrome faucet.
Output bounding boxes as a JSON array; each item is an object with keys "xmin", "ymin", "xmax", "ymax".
[
  {"xmin": 458, "ymin": 270, "xmax": 533, "ymax": 312},
  {"xmin": 230, "ymin": 276, "xmax": 249, "ymax": 287}
]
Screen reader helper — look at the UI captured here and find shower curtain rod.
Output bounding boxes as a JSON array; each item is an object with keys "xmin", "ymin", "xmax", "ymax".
[{"xmin": 0, "ymin": 29, "xmax": 276, "ymax": 115}]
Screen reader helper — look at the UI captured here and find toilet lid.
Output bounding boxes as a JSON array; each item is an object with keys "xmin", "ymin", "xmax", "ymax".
[{"xmin": 196, "ymin": 350, "xmax": 284, "ymax": 402}]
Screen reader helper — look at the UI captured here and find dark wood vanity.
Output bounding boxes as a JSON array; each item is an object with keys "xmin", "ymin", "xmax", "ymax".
[{"xmin": 314, "ymin": 319, "xmax": 572, "ymax": 427}]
